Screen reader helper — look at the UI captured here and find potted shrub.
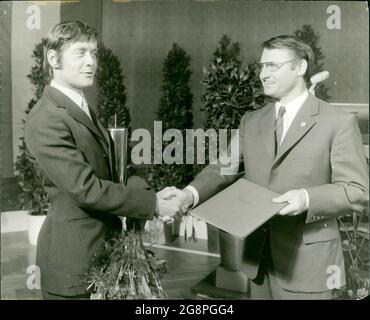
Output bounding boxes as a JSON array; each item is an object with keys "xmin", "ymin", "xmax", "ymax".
[
  {"xmin": 199, "ymin": 35, "xmax": 268, "ymax": 255},
  {"xmin": 145, "ymin": 43, "xmax": 195, "ymax": 243},
  {"xmin": 15, "ymin": 146, "xmax": 48, "ymax": 245},
  {"xmin": 14, "ymin": 39, "xmax": 49, "ymax": 245}
]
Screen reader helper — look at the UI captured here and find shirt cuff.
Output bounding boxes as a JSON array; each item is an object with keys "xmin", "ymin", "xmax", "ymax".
[
  {"xmin": 302, "ymin": 189, "xmax": 310, "ymax": 210},
  {"xmin": 184, "ymin": 186, "xmax": 199, "ymax": 208}
]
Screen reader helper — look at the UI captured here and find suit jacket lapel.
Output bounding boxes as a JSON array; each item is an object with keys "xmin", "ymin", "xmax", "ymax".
[
  {"xmin": 260, "ymin": 104, "xmax": 276, "ymax": 162},
  {"xmin": 88, "ymin": 108, "xmax": 110, "ymax": 149},
  {"xmin": 273, "ymin": 94, "xmax": 319, "ymax": 167},
  {"xmin": 45, "ymin": 86, "xmax": 107, "ymax": 145},
  {"xmin": 44, "ymin": 86, "xmax": 115, "ymax": 177}
]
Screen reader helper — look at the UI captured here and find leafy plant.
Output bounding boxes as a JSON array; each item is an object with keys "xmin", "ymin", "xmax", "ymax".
[
  {"xmin": 197, "ymin": 34, "xmax": 270, "ymax": 174},
  {"xmin": 14, "ymin": 39, "xmax": 49, "ymax": 215},
  {"xmin": 96, "ymin": 44, "xmax": 130, "ymax": 128},
  {"xmin": 293, "ymin": 24, "xmax": 330, "ymax": 101},
  {"xmin": 337, "ymin": 211, "xmax": 369, "ymax": 299},
  {"xmin": 201, "ymin": 35, "xmax": 268, "ymax": 132},
  {"xmin": 145, "ymin": 43, "xmax": 195, "ymax": 192}
]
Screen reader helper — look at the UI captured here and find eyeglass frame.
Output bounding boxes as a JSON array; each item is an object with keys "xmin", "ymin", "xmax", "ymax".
[{"xmin": 257, "ymin": 59, "xmax": 298, "ymax": 73}]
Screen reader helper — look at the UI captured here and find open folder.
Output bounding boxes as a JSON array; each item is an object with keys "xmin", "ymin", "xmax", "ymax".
[{"xmin": 190, "ymin": 178, "xmax": 286, "ymax": 239}]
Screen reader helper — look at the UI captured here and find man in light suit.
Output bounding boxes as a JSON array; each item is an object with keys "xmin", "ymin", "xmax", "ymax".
[
  {"xmin": 165, "ymin": 35, "xmax": 368, "ymax": 299},
  {"xmin": 25, "ymin": 21, "xmax": 180, "ymax": 299}
]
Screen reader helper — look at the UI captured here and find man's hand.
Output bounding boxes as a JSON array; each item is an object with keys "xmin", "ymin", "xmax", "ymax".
[
  {"xmin": 157, "ymin": 186, "xmax": 177, "ymax": 200},
  {"xmin": 157, "ymin": 186, "xmax": 194, "ymax": 214},
  {"xmin": 272, "ymin": 189, "xmax": 308, "ymax": 216},
  {"xmin": 156, "ymin": 194, "xmax": 182, "ymax": 222}
]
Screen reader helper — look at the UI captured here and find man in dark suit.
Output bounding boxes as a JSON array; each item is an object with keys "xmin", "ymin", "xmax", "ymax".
[
  {"xmin": 164, "ymin": 35, "xmax": 368, "ymax": 299},
  {"xmin": 25, "ymin": 21, "xmax": 180, "ymax": 299}
]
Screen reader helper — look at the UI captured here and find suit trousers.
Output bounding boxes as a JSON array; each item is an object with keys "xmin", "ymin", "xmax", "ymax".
[{"xmin": 249, "ymin": 234, "xmax": 332, "ymax": 300}]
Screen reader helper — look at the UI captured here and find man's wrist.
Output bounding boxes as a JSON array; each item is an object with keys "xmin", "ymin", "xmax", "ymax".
[
  {"xmin": 302, "ymin": 189, "xmax": 310, "ymax": 211},
  {"xmin": 154, "ymin": 198, "xmax": 159, "ymax": 218},
  {"xmin": 182, "ymin": 188, "xmax": 195, "ymax": 211},
  {"xmin": 184, "ymin": 186, "xmax": 199, "ymax": 207}
]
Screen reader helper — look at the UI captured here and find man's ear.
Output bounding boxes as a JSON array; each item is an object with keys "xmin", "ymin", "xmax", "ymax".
[
  {"xmin": 297, "ymin": 59, "xmax": 308, "ymax": 78},
  {"xmin": 47, "ymin": 49, "xmax": 60, "ymax": 69}
]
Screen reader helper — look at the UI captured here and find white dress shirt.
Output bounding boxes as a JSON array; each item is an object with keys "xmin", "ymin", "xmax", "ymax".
[
  {"xmin": 186, "ymin": 90, "xmax": 310, "ymax": 209},
  {"xmin": 50, "ymin": 80, "xmax": 92, "ymax": 120},
  {"xmin": 275, "ymin": 90, "xmax": 309, "ymax": 145}
]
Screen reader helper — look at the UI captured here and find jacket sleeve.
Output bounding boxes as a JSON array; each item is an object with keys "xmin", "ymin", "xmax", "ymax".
[
  {"xmin": 305, "ymin": 113, "xmax": 369, "ymax": 223},
  {"xmin": 25, "ymin": 110, "xmax": 156, "ymax": 220},
  {"xmin": 189, "ymin": 113, "xmax": 248, "ymax": 204}
]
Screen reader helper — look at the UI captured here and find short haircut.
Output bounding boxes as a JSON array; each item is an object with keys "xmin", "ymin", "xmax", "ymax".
[
  {"xmin": 262, "ymin": 35, "xmax": 315, "ymax": 83},
  {"xmin": 44, "ymin": 21, "xmax": 98, "ymax": 79}
]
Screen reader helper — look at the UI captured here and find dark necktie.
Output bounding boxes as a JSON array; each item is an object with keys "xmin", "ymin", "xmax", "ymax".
[{"xmin": 275, "ymin": 106, "xmax": 286, "ymax": 155}]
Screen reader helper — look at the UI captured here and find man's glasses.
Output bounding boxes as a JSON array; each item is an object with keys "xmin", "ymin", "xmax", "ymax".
[{"xmin": 257, "ymin": 59, "xmax": 297, "ymax": 73}]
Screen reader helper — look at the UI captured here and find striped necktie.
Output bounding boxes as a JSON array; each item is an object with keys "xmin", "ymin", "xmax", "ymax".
[
  {"xmin": 81, "ymin": 93, "xmax": 92, "ymax": 121},
  {"xmin": 275, "ymin": 106, "xmax": 286, "ymax": 155}
]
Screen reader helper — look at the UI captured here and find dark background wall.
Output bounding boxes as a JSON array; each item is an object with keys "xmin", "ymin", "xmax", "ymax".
[
  {"xmin": 100, "ymin": 1, "xmax": 368, "ymax": 132},
  {"xmin": 60, "ymin": 0, "xmax": 103, "ymax": 110}
]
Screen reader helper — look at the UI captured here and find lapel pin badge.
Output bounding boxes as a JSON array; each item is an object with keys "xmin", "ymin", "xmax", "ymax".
[{"xmin": 300, "ymin": 122, "xmax": 306, "ymax": 127}]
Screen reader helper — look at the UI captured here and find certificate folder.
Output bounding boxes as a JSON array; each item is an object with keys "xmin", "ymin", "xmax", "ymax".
[{"xmin": 190, "ymin": 179, "xmax": 286, "ymax": 239}]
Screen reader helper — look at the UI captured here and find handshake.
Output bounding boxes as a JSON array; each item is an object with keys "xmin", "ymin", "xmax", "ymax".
[{"xmin": 155, "ymin": 187, "xmax": 194, "ymax": 222}]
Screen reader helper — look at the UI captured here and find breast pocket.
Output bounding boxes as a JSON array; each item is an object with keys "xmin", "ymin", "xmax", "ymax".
[
  {"xmin": 288, "ymin": 149, "xmax": 328, "ymax": 160},
  {"xmin": 275, "ymin": 159, "xmax": 310, "ymax": 190}
]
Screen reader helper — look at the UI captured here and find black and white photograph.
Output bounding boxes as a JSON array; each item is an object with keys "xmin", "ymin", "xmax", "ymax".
[{"xmin": 0, "ymin": 0, "xmax": 368, "ymax": 305}]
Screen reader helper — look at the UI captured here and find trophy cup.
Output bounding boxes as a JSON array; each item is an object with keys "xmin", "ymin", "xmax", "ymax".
[
  {"xmin": 108, "ymin": 126, "xmax": 144, "ymax": 232},
  {"xmin": 108, "ymin": 127, "xmax": 129, "ymax": 185}
]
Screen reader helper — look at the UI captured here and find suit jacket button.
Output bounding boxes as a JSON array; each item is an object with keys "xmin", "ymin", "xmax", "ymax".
[{"xmin": 323, "ymin": 223, "xmax": 328, "ymax": 228}]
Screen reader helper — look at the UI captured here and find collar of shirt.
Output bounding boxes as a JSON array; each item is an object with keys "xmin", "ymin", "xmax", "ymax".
[
  {"xmin": 50, "ymin": 80, "xmax": 84, "ymax": 110},
  {"xmin": 275, "ymin": 90, "xmax": 309, "ymax": 142}
]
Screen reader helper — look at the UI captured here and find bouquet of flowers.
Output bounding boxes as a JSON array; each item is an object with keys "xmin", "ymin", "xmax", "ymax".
[
  {"xmin": 86, "ymin": 229, "xmax": 167, "ymax": 300},
  {"xmin": 87, "ymin": 127, "xmax": 167, "ymax": 299}
]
